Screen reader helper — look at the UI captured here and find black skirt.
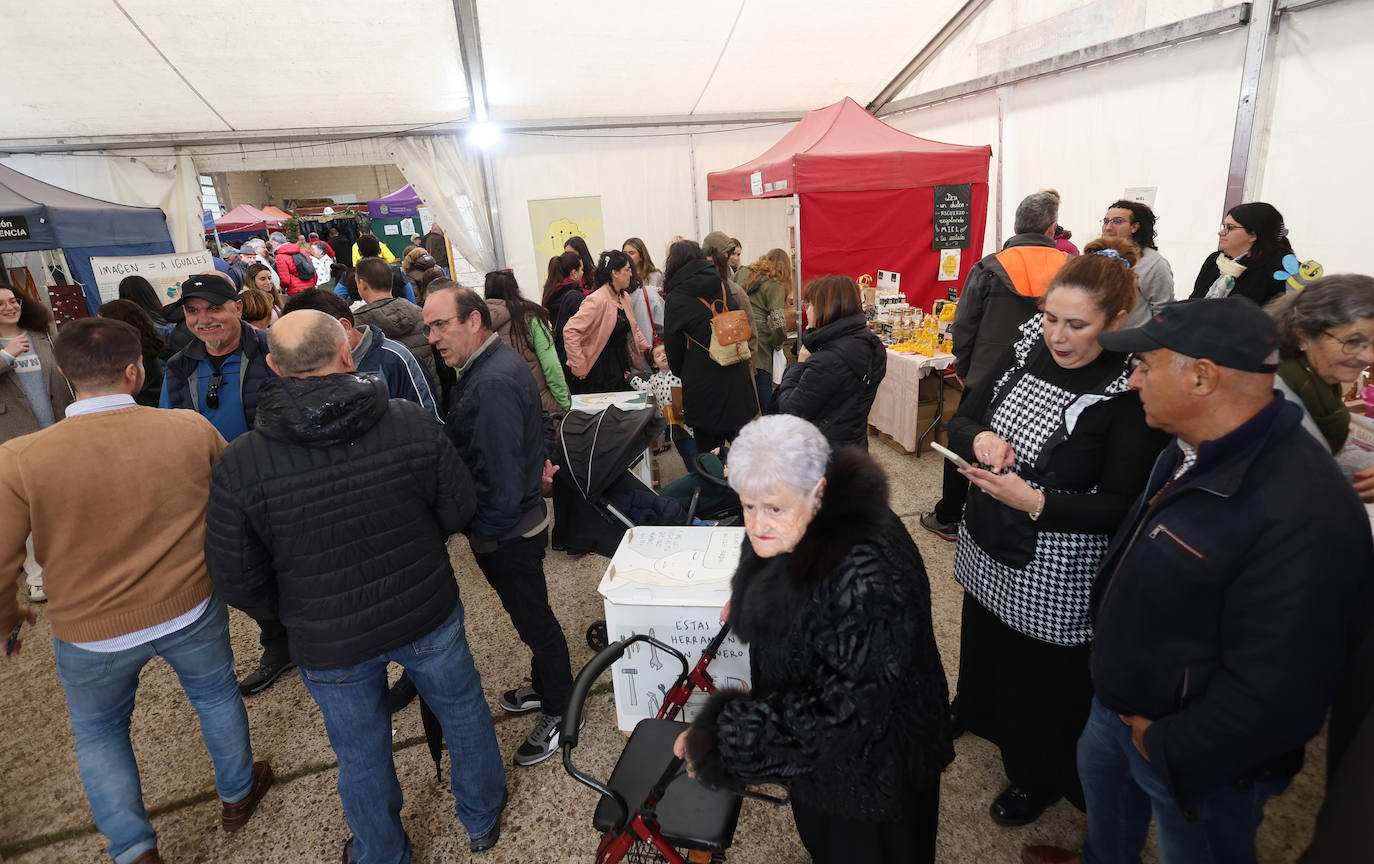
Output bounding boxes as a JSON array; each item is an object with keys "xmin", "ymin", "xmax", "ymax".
[
  {"xmin": 957, "ymin": 592, "xmax": 1091, "ymax": 806},
  {"xmin": 791, "ymin": 779, "xmax": 939, "ymax": 864}
]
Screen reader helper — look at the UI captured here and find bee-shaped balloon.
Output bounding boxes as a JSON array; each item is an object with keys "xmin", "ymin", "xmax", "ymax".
[{"xmin": 1273, "ymin": 254, "xmax": 1323, "ymax": 292}]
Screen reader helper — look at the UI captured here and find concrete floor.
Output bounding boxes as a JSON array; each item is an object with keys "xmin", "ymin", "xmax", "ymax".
[{"xmin": 0, "ymin": 436, "xmax": 1326, "ymax": 863}]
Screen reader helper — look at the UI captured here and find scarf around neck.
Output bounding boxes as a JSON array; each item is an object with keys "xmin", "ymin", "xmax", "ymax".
[
  {"xmin": 1278, "ymin": 352, "xmax": 1349, "ymax": 453},
  {"xmin": 1205, "ymin": 252, "xmax": 1248, "ymax": 299}
]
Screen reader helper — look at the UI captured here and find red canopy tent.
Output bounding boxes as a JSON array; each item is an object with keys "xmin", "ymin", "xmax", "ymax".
[
  {"xmin": 707, "ymin": 97, "xmax": 991, "ymax": 312},
  {"xmin": 213, "ymin": 204, "xmax": 282, "ymax": 234}
]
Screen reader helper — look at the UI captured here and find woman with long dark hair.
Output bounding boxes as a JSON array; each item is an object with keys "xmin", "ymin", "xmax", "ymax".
[
  {"xmin": 1190, "ymin": 201, "xmax": 1294, "ymax": 306},
  {"xmin": 119, "ymin": 274, "xmax": 180, "ymax": 347},
  {"xmin": 563, "ymin": 236, "xmax": 596, "ymax": 290},
  {"xmin": 561, "ymin": 250, "xmax": 650, "ymax": 393},
  {"xmin": 484, "ymin": 269, "xmax": 570, "ymax": 414},
  {"xmin": 96, "ymin": 299, "xmax": 166, "ymax": 406},
  {"xmin": 662, "ymin": 240, "xmax": 759, "ymax": 450},
  {"xmin": 542, "ymin": 251, "xmax": 587, "ymax": 367},
  {"xmin": 948, "ymin": 237, "xmax": 1168, "ymax": 827}
]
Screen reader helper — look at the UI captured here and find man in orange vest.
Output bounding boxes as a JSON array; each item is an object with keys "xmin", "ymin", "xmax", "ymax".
[{"xmin": 920, "ymin": 190, "xmax": 1069, "ymax": 542}]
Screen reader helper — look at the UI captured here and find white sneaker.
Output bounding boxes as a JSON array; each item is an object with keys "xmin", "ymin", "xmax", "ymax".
[{"xmin": 27, "ymin": 584, "xmax": 46, "ymax": 603}]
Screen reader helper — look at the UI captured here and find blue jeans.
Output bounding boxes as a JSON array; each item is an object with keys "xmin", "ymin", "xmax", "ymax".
[
  {"xmin": 53, "ymin": 597, "xmax": 253, "ymax": 864},
  {"xmin": 1078, "ymin": 697, "xmax": 1288, "ymax": 864},
  {"xmin": 300, "ymin": 604, "xmax": 505, "ymax": 864}
]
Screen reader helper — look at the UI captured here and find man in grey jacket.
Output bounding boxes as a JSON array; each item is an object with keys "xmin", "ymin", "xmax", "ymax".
[{"xmin": 353, "ymin": 256, "xmax": 437, "ymax": 378}]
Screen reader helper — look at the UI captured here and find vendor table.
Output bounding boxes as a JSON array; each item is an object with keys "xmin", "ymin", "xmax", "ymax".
[
  {"xmin": 569, "ymin": 391, "xmax": 656, "ymax": 488},
  {"xmin": 866, "ymin": 349, "xmax": 956, "ymax": 453}
]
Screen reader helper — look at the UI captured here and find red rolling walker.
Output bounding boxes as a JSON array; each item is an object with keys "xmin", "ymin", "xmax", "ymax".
[{"xmin": 560, "ymin": 623, "xmax": 783, "ymax": 863}]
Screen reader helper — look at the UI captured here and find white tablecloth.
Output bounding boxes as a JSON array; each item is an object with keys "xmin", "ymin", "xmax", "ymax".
[{"xmin": 867, "ymin": 350, "xmax": 955, "ymax": 451}]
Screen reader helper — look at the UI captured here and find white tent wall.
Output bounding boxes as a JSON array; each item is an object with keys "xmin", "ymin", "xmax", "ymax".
[
  {"xmin": 0, "ymin": 152, "xmax": 202, "ymax": 254},
  {"xmin": 488, "ymin": 122, "xmax": 798, "ymax": 297},
  {"xmin": 1253, "ymin": 1, "xmax": 1374, "ymax": 278}
]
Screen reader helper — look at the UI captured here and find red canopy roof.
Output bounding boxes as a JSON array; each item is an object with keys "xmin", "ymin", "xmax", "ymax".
[
  {"xmin": 214, "ymin": 203, "xmax": 282, "ymax": 233},
  {"xmin": 707, "ymin": 97, "xmax": 991, "ymax": 200}
]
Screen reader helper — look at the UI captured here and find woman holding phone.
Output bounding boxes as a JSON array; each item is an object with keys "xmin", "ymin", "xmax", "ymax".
[{"xmin": 945, "ymin": 237, "xmax": 1167, "ymax": 827}]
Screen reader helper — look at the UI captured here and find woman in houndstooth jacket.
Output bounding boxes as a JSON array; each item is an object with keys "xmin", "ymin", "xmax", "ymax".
[{"xmin": 946, "ymin": 237, "xmax": 1169, "ymax": 827}]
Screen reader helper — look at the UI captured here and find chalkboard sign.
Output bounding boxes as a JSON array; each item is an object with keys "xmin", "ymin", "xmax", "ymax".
[
  {"xmin": 933, "ymin": 184, "xmax": 973, "ymax": 250},
  {"xmin": 0, "ymin": 215, "xmax": 30, "ymax": 241}
]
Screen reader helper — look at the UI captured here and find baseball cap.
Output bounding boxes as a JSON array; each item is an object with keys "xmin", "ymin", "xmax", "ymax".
[
  {"xmin": 179, "ymin": 273, "xmax": 238, "ymax": 306},
  {"xmin": 1098, "ymin": 297, "xmax": 1280, "ymax": 372}
]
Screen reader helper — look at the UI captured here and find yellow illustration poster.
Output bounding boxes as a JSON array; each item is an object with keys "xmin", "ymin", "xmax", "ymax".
[{"xmin": 527, "ymin": 196, "xmax": 605, "ymax": 267}]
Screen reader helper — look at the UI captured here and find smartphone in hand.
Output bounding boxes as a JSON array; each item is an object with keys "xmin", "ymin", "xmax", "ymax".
[{"xmin": 931, "ymin": 442, "xmax": 973, "ymax": 470}]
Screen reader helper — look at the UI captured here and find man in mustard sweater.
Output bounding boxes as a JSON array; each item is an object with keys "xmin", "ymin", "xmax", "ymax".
[{"xmin": 0, "ymin": 318, "xmax": 273, "ymax": 864}]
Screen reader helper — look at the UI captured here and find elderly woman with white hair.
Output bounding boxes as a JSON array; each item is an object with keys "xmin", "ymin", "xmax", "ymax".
[
  {"xmin": 672, "ymin": 414, "xmax": 954, "ymax": 864},
  {"xmin": 1266, "ymin": 274, "xmax": 1374, "ymax": 518}
]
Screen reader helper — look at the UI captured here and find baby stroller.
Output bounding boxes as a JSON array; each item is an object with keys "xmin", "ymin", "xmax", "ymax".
[
  {"xmin": 551, "ymin": 400, "xmax": 672, "ymax": 557},
  {"xmin": 552, "ymin": 400, "xmax": 740, "ymax": 650},
  {"xmin": 562, "ymin": 623, "xmax": 783, "ymax": 863}
]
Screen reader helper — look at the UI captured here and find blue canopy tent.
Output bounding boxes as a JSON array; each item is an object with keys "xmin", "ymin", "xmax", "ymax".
[{"xmin": 0, "ymin": 164, "xmax": 174, "ymax": 317}]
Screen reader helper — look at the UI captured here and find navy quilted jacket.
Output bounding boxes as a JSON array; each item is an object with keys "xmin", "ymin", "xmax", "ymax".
[
  {"xmin": 163, "ymin": 320, "xmax": 275, "ymax": 427},
  {"xmin": 205, "ymin": 373, "xmax": 475, "ymax": 670}
]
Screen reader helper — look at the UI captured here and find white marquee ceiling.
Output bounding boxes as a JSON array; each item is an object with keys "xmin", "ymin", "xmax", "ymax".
[{"xmin": 2, "ymin": 0, "xmax": 970, "ymax": 145}]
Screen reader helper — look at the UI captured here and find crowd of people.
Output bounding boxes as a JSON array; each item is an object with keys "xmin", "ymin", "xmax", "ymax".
[{"xmin": 0, "ymin": 192, "xmax": 1372, "ymax": 864}]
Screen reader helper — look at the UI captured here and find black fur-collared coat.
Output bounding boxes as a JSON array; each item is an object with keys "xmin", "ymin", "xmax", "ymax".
[{"xmin": 685, "ymin": 449, "xmax": 955, "ymax": 821}]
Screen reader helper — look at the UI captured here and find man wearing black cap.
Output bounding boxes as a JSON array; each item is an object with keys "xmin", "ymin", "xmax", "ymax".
[
  {"xmin": 1023, "ymin": 298, "xmax": 1374, "ymax": 864},
  {"xmin": 160, "ymin": 274, "xmax": 293, "ymax": 696}
]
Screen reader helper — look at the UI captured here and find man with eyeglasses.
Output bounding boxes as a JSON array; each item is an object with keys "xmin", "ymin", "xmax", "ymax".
[
  {"xmin": 1100, "ymin": 200, "xmax": 1175, "ymax": 327},
  {"xmin": 423, "ymin": 283, "xmax": 574, "ymax": 768},
  {"xmin": 160, "ymin": 274, "xmax": 292, "ymax": 696}
]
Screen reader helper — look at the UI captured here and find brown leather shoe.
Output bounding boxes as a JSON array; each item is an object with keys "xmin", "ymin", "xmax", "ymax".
[
  {"xmin": 129, "ymin": 851, "xmax": 164, "ymax": 864},
  {"xmin": 222, "ymin": 761, "xmax": 274, "ymax": 832},
  {"xmin": 1021, "ymin": 846, "xmax": 1081, "ymax": 864}
]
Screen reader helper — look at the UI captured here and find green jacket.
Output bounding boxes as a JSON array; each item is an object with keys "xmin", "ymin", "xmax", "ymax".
[{"xmin": 737, "ymin": 266, "xmax": 788, "ymax": 371}]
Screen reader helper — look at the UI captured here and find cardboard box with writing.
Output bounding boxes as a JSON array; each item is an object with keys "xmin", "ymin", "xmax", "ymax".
[{"xmin": 596, "ymin": 526, "xmax": 751, "ymax": 731}]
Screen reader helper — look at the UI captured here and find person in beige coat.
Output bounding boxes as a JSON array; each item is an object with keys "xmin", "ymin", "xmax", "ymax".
[{"xmin": 562, "ymin": 250, "xmax": 650, "ymax": 394}]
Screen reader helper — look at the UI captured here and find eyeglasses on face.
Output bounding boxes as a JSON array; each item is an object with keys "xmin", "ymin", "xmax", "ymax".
[
  {"xmin": 0, "ymin": 298, "xmax": 23, "ymax": 309},
  {"xmin": 1321, "ymin": 331, "xmax": 1374, "ymax": 356},
  {"xmin": 1219, "ymin": 222, "xmax": 1245, "ymax": 234},
  {"xmin": 422, "ymin": 315, "xmax": 459, "ymax": 338},
  {"xmin": 1102, "ymin": 217, "xmax": 1130, "ymax": 227}
]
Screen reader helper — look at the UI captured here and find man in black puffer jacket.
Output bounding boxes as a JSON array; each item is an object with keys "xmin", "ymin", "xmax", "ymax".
[
  {"xmin": 772, "ymin": 275, "xmax": 886, "ymax": 452},
  {"xmin": 424, "ymin": 284, "xmax": 574, "ymax": 769},
  {"xmin": 205, "ymin": 310, "xmax": 507, "ymax": 858}
]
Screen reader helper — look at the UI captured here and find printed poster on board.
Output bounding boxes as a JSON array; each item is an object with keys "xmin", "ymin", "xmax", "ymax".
[{"xmin": 88, "ymin": 250, "xmax": 215, "ymax": 304}]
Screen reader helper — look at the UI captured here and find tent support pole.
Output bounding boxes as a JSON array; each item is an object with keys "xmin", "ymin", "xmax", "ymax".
[
  {"xmin": 792, "ymin": 194, "xmax": 803, "ymax": 336},
  {"xmin": 1224, "ymin": 0, "xmax": 1278, "ymax": 213}
]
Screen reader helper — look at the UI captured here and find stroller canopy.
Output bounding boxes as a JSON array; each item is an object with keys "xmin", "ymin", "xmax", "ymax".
[{"xmin": 558, "ymin": 404, "xmax": 664, "ymax": 501}]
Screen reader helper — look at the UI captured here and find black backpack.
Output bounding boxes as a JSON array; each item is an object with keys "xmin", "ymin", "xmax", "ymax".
[{"xmin": 291, "ymin": 252, "xmax": 316, "ymax": 281}]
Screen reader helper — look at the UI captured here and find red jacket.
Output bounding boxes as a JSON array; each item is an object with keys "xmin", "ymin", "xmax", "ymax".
[{"xmin": 275, "ymin": 243, "xmax": 317, "ymax": 295}]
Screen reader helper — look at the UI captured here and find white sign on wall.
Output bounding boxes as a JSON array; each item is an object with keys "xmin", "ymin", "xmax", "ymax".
[{"xmin": 88, "ymin": 250, "xmax": 215, "ymax": 304}]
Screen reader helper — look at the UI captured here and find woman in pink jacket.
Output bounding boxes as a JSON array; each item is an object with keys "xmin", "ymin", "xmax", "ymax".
[{"xmin": 562, "ymin": 249, "xmax": 650, "ymax": 394}]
